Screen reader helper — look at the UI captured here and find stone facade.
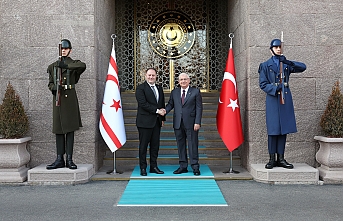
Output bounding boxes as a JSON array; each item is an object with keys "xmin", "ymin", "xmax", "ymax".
[
  {"xmin": 1, "ymin": 0, "xmax": 343, "ymax": 172},
  {"xmin": 228, "ymin": 0, "xmax": 343, "ymax": 171}
]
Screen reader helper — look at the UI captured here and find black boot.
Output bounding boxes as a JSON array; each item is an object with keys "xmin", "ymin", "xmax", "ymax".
[
  {"xmin": 277, "ymin": 154, "xmax": 294, "ymax": 169},
  {"xmin": 265, "ymin": 154, "xmax": 277, "ymax": 169},
  {"xmin": 46, "ymin": 155, "xmax": 65, "ymax": 170},
  {"xmin": 66, "ymin": 155, "xmax": 77, "ymax": 169}
]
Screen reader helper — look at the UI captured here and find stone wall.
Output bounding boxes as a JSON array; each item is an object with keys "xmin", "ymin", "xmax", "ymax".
[
  {"xmin": 0, "ymin": 0, "xmax": 117, "ymax": 171},
  {"xmin": 227, "ymin": 0, "xmax": 250, "ymax": 168},
  {"xmin": 94, "ymin": 0, "xmax": 117, "ymax": 171},
  {"xmin": 229, "ymin": 0, "xmax": 343, "ymax": 170}
]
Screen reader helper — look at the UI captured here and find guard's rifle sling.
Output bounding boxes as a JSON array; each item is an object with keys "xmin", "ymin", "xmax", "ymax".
[
  {"xmin": 55, "ymin": 42, "xmax": 62, "ymax": 106},
  {"xmin": 279, "ymin": 32, "xmax": 285, "ymax": 105}
]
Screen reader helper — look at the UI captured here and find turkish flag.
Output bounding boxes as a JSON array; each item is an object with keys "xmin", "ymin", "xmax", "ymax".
[
  {"xmin": 99, "ymin": 44, "xmax": 126, "ymax": 152},
  {"xmin": 216, "ymin": 47, "xmax": 244, "ymax": 152}
]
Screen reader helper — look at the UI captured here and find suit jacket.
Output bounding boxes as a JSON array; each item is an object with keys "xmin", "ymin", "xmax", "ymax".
[
  {"xmin": 165, "ymin": 86, "xmax": 203, "ymax": 129},
  {"xmin": 135, "ymin": 81, "xmax": 166, "ymax": 128}
]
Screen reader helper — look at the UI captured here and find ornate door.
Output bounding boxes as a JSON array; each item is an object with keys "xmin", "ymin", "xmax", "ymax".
[{"xmin": 114, "ymin": 0, "xmax": 228, "ymax": 92}]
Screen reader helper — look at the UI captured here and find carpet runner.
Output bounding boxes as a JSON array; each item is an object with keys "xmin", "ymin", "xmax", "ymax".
[{"xmin": 117, "ymin": 165, "xmax": 228, "ymax": 206}]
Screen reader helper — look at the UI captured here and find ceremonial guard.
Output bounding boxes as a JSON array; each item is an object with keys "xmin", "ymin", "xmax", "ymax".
[
  {"xmin": 259, "ymin": 38, "xmax": 306, "ymax": 169},
  {"xmin": 46, "ymin": 39, "xmax": 86, "ymax": 170}
]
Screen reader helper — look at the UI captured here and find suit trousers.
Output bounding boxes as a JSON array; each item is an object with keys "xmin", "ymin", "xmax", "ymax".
[
  {"xmin": 138, "ymin": 118, "xmax": 161, "ymax": 169},
  {"xmin": 268, "ymin": 134, "xmax": 287, "ymax": 154},
  {"xmin": 174, "ymin": 119, "xmax": 199, "ymax": 170}
]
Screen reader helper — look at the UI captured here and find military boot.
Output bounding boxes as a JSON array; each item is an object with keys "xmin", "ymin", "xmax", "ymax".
[
  {"xmin": 265, "ymin": 154, "xmax": 277, "ymax": 169},
  {"xmin": 277, "ymin": 154, "xmax": 294, "ymax": 169},
  {"xmin": 66, "ymin": 155, "xmax": 77, "ymax": 169},
  {"xmin": 46, "ymin": 155, "xmax": 65, "ymax": 170}
]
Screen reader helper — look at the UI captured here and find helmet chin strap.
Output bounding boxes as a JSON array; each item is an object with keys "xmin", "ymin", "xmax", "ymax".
[
  {"xmin": 271, "ymin": 48, "xmax": 280, "ymax": 57},
  {"xmin": 61, "ymin": 51, "xmax": 70, "ymax": 59}
]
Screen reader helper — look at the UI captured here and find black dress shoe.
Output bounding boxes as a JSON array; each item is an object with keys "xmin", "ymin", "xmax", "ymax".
[
  {"xmin": 193, "ymin": 169, "xmax": 201, "ymax": 176},
  {"xmin": 149, "ymin": 167, "xmax": 164, "ymax": 174},
  {"xmin": 277, "ymin": 154, "xmax": 294, "ymax": 169},
  {"xmin": 277, "ymin": 159, "xmax": 294, "ymax": 169},
  {"xmin": 265, "ymin": 153, "xmax": 277, "ymax": 169},
  {"xmin": 173, "ymin": 167, "xmax": 188, "ymax": 174},
  {"xmin": 140, "ymin": 168, "xmax": 147, "ymax": 176},
  {"xmin": 46, "ymin": 155, "xmax": 65, "ymax": 170},
  {"xmin": 265, "ymin": 160, "xmax": 277, "ymax": 169},
  {"xmin": 66, "ymin": 155, "xmax": 77, "ymax": 170}
]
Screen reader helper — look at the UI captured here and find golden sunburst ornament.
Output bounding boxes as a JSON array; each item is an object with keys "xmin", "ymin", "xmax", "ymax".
[{"xmin": 148, "ymin": 10, "xmax": 195, "ymax": 59}]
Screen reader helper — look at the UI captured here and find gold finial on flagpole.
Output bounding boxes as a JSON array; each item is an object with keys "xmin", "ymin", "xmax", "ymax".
[{"xmin": 229, "ymin": 33, "xmax": 234, "ymax": 48}]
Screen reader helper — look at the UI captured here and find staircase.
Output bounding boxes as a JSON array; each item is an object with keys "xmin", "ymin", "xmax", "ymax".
[{"xmin": 101, "ymin": 92, "xmax": 240, "ymax": 171}]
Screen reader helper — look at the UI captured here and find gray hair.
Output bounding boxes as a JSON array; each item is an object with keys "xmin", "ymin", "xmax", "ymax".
[{"xmin": 178, "ymin": 73, "xmax": 190, "ymax": 79}]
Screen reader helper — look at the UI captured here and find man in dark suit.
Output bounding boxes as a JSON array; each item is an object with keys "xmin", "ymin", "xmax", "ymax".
[
  {"xmin": 164, "ymin": 73, "xmax": 203, "ymax": 176},
  {"xmin": 135, "ymin": 68, "xmax": 166, "ymax": 176}
]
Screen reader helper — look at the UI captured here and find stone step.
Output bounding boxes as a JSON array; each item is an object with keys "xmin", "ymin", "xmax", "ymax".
[
  {"xmin": 122, "ymin": 102, "xmax": 218, "ymax": 110},
  {"xmin": 250, "ymin": 163, "xmax": 319, "ymax": 184},
  {"xmin": 121, "ymin": 139, "xmax": 226, "ymax": 148},
  {"xmin": 113, "ymin": 147, "xmax": 231, "ymax": 158},
  {"xmin": 91, "ymin": 164, "xmax": 252, "ymax": 181},
  {"xmin": 121, "ymin": 98, "xmax": 219, "ymax": 104},
  {"xmin": 105, "ymin": 155, "xmax": 240, "ymax": 168},
  {"xmin": 122, "ymin": 116, "xmax": 218, "ymax": 124},
  {"xmin": 125, "ymin": 130, "xmax": 221, "ymax": 140},
  {"xmin": 27, "ymin": 164, "xmax": 94, "ymax": 185},
  {"xmin": 124, "ymin": 123, "xmax": 219, "ymax": 132},
  {"xmin": 123, "ymin": 109, "xmax": 217, "ymax": 117}
]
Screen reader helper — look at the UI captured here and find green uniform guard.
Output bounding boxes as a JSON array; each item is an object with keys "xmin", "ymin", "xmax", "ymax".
[{"xmin": 46, "ymin": 39, "xmax": 86, "ymax": 170}]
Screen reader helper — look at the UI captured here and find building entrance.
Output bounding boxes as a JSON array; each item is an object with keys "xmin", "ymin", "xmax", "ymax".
[{"xmin": 114, "ymin": 0, "xmax": 229, "ymax": 92}]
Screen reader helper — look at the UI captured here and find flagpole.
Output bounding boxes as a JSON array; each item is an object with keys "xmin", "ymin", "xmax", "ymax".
[
  {"xmin": 223, "ymin": 151, "xmax": 240, "ymax": 174},
  {"xmin": 229, "ymin": 32, "xmax": 233, "ymax": 48},
  {"xmin": 109, "ymin": 151, "xmax": 117, "ymax": 174},
  {"xmin": 223, "ymin": 33, "xmax": 240, "ymax": 174},
  {"xmin": 106, "ymin": 33, "xmax": 122, "ymax": 175}
]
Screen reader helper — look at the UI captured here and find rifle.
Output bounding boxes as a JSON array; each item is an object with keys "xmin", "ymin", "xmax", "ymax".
[
  {"xmin": 55, "ymin": 41, "xmax": 62, "ymax": 106},
  {"xmin": 279, "ymin": 32, "xmax": 285, "ymax": 105}
]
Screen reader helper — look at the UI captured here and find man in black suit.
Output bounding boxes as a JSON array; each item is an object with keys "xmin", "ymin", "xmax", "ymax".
[
  {"xmin": 164, "ymin": 73, "xmax": 203, "ymax": 176},
  {"xmin": 135, "ymin": 68, "xmax": 166, "ymax": 176}
]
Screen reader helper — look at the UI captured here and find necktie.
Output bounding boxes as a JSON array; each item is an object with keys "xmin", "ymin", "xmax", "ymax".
[
  {"xmin": 181, "ymin": 90, "xmax": 185, "ymax": 104},
  {"xmin": 151, "ymin": 86, "xmax": 158, "ymax": 102}
]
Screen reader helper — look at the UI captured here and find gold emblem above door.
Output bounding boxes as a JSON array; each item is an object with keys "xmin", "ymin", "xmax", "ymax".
[{"xmin": 148, "ymin": 10, "xmax": 195, "ymax": 59}]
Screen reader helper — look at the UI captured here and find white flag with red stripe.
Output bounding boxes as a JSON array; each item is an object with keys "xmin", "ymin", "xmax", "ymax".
[{"xmin": 99, "ymin": 43, "xmax": 126, "ymax": 152}]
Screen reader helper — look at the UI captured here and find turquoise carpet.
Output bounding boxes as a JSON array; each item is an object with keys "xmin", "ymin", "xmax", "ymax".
[
  {"xmin": 144, "ymin": 154, "xmax": 208, "ymax": 159},
  {"xmin": 130, "ymin": 165, "xmax": 213, "ymax": 179},
  {"xmin": 117, "ymin": 165, "xmax": 228, "ymax": 206}
]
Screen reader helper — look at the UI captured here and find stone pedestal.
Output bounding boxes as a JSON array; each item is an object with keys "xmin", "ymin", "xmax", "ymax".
[
  {"xmin": 28, "ymin": 164, "xmax": 94, "ymax": 185},
  {"xmin": 317, "ymin": 166, "xmax": 343, "ymax": 184},
  {"xmin": 0, "ymin": 166, "xmax": 29, "ymax": 183},
  {"xmin": 250, "ymin": 163, "xmax": 319, "ymax": 184},
  {"xmin": 314, "ymin": 136, "xmax": 343, "ymax": 184},
  {"xmin": 0, "ymin": 137, "xmax": 31, "ymax": 183}
]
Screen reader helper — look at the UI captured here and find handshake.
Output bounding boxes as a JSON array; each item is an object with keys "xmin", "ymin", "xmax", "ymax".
[{"xmin": 158, "ymin": 108, "xmax": 167, "ymax": 116}]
